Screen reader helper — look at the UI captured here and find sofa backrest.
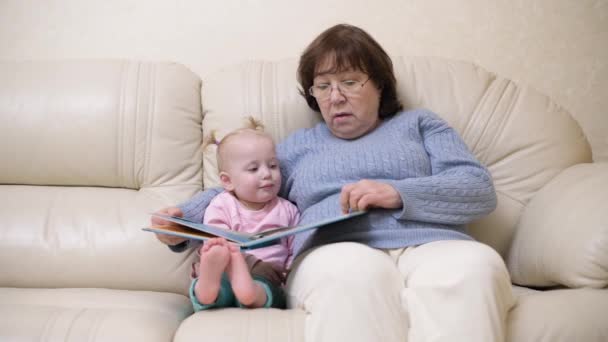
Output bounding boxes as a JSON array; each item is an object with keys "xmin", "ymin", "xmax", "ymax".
[
  {"xmin": 201, "ymin": 57, "xmax": 592, "ymax": 258},
  {"xmin": 0, "ymin": 60, "xmax": 203, "ymax": 294}
]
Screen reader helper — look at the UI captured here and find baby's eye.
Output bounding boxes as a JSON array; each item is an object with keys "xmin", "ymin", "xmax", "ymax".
[
  {"xmin": 269, "ymin": 163, "xmax": 278, "ymax": 169},
  {"xmin": 247, "ymin": 167, "xmax": 258, "ymax": 172}
]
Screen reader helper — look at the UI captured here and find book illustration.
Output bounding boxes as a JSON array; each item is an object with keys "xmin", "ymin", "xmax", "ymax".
[{"xmin": 143, "ymin": 210, "xmax": 367, "ymax": 250}]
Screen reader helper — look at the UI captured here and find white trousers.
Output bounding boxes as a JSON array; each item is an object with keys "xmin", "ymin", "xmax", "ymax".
[{"xmin": 286, "ymin": 240, "xmax": 515, "ymax": 342}]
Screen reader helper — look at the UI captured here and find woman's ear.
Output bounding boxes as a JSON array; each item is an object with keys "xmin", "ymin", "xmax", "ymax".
[{"xmin": 219, "ymin": 171, "xmax": 234, "ymax": 192}]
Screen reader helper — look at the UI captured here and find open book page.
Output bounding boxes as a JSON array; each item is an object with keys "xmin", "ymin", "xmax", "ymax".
[
  {"xmin": 143, "ymin": 210, "xmax": 367, "ymax": 249},
  {"xmin": 148, "ymin": 213, "xmax": 254, "ymax": 243},
  {"xmin": 250, "ymin": 210, "xmax": 367, "ymax": 239}
]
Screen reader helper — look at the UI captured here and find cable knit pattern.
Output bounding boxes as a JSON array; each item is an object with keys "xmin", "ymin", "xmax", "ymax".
[{"xmin": 179, "ymin": 109, "xmax": 496, "ymax": 257}]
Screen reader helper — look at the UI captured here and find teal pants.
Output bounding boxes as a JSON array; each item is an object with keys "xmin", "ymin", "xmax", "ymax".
[{"xmin": 189, "ymin": 273, "xmax": 286, "ymax": 311}]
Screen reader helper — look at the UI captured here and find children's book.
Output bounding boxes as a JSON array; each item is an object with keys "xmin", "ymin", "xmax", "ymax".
[{"xmin": 143, "ymin": 210, "xmax": 367, "ymax": 250}]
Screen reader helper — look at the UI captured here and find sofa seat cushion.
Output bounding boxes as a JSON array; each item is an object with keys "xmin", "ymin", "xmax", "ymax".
[
  {"xmin": 174, "ymin": 308, "xmax": 305, "ymax": 342},
  {"xmin": 0, "ymin": 287, "xmax": 192, "ymax": 342},
  {"xmin": 508, "ymin": 286, "xmax": 608, "ymax": 342},
  {"xmin": 0, "ymin": 185, "xmax": 197, "ymax": 296}
]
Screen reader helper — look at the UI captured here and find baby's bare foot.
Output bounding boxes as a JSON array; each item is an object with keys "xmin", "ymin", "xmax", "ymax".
[
  {"xmin": 195, "ymin": 243, "xmax": 230, "ymax": 305},
  {"xmin": 226, "ymin": 245, "xmax": 267, "ymax": 307},
  {"xmin": 200, "ymin": 237, "xmax": 228, "ymax": 253}
]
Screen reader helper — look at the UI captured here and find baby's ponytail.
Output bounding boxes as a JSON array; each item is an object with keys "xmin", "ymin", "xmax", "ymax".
[
  {"xmin": 202, "ymin": 129, "xmax": 221, "ymax": 150},
  {"xmin": 244, "ymin": 116, "xmax": 265, "ymax": 132}
]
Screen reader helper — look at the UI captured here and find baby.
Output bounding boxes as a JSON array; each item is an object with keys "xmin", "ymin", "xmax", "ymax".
[{"xmin": 190, "ymin": 118, "xmax": 299, "ymax": 310}]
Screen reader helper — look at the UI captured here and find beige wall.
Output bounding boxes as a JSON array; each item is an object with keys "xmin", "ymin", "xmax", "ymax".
[{"xmin": 2, "ymin": 0, "xmax": 606, "ymax": 161}]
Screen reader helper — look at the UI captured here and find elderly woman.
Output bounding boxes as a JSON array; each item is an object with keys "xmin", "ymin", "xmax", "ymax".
[{"xmin": 154, "ymin": 24, "xmax": 514, "ymax": 342}]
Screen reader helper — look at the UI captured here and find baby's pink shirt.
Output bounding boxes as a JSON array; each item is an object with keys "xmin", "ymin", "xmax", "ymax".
[{"xmin": 203, "ymin": 191, "xmax": 300, "ymax": 271}]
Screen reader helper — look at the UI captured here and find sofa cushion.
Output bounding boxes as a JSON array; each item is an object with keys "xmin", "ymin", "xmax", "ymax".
[
  {"xmin": 0, "ymin": 288, "xmax": 192, "ymax": 342},
  {"xmin": 0, "ymin": 185, "xmax": 198, "ymax": 295},
  {"xmin": 507, "ymin": 287, "xmax": 608, "ymax": 342},
  {"xmin": 507, "ymin": 163, "xmax": 608, "ymax": 288},
  {"xmin": 0, "ymin": 60, "xmax": 203, "ymax": 190},
  {"xmin": 174, "ymin": 308, "xmax": 305, "ymax": 342}
]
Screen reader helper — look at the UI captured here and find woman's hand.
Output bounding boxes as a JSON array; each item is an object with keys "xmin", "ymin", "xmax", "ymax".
[
  {"xmin": 340, "ymin": 180, "xmax": 403, "ymax": 214},
  {"xmin": 151, "ymin": 206, "xmax": 188, "ymax": 246}
]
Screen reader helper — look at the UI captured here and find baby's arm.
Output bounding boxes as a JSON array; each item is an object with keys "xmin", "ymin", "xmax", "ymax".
[
  {"xmin": 155, "ymin": 187, "xmax": 224, "ymax": 253},
  {"xmin": 283, "ymin": 201, "xmax": 301, "ymax": 268}
]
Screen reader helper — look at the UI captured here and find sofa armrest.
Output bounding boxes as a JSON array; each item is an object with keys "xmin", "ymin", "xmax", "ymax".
[{"xmin": 507, "ymin": 163, "xmax": 608, "ymax": 288}]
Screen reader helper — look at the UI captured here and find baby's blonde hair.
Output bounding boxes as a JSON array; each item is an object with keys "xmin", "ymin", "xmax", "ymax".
[{"xmin": 203, "ymin": 116, "xmax": 272, "ymax": 171}]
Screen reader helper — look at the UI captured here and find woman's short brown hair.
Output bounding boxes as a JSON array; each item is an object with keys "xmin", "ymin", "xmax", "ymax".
[{"xmin": 298, "ymin": 24, "xmax": 402, "ymax": 118}]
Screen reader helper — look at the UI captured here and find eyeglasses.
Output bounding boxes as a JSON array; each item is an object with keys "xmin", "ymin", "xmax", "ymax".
[{"xmin": 308, "ymin": 77, "xmax": 370, "ymax": 101}]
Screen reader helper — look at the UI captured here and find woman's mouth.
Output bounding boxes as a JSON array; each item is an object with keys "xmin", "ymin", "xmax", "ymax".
[{"xmin": 333, "ymin": 112, "xmax": 352, "ymax": 123}]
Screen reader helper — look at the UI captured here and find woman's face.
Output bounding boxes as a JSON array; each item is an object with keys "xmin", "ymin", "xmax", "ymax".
[{"xmin": 313, "ymin": 60, "xmax": 381, "ymax": 140}]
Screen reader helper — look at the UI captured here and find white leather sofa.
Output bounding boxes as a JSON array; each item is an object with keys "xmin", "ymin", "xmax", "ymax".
[{"xmin": 1, "ymin": 58, "xmax": 607, "ymax": 342}]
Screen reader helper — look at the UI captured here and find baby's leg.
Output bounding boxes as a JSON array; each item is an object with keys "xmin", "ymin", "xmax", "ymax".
[
  {"xmin": 226, "ymin": 244, "xmax": 268, "ymax": 308},
  {"xmin": 195, "ymin": 238, "xmax": 230, "ymax": 305}
]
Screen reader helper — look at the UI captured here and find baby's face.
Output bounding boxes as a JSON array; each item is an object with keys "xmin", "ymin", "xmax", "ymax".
[{"xmin": 221, "ymin": 132, "xmax": 281, "ymax": 209}]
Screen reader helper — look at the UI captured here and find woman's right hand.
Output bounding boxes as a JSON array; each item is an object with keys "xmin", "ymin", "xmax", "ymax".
[
  {"xmin": 340, "ymin": 179, "xmax": 403, "ymax": 214},
  {"xmin": 151, "ymin": 207, "xmax": 188, "ymax": 246}
]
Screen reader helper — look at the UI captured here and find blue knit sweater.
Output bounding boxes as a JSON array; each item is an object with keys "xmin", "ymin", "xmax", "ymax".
[{"xmin": 178, "ymin": 109, "xmax": 496, "ymax": 256}]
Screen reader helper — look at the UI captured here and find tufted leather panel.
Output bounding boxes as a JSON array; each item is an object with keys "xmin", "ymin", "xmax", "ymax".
[{"xmin": 0, "ymin": 60, "xmax": 203, "ymax": 190}]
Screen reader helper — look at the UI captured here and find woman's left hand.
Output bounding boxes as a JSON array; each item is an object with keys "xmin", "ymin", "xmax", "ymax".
[{"xmin": 340, "ymin": 180, "xmax": 403, "ymax": 214}]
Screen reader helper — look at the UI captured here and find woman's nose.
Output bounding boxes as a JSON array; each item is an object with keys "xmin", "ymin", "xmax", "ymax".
[{"xmin": 328, "ymin": 85, "xmax": 346, "ymax": 104}]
